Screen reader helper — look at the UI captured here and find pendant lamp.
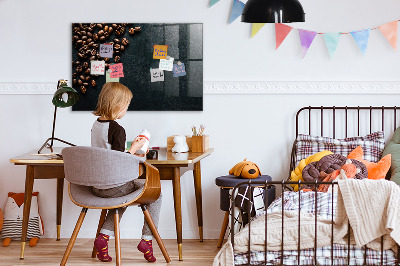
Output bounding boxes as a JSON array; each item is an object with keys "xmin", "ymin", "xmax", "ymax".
[
  {"xmin": 242, "ymin": 0, "xmax": 305, "ymax": 23},
  {"xmin": 38, "ymin": 79, "xmax": 79, "ymax": 154}
]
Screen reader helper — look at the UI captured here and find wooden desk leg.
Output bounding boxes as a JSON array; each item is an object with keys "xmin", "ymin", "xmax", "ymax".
[
  {"xmin": 193, "ymin": 161, "xmax": 203, "ymax": 242},
  {"xmin": 20, "ymin": 165, "xmax": 35, "ymax": 259},
  {"xmin": 172, "ymin": 167, "xmax": 183, "ymax": 261},
  {"xmin": 56, "ymin": 178, "xmax": 64, "ymax": 241}
]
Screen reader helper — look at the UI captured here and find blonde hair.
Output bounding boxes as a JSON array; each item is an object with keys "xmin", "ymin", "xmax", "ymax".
[{"xmin": 93, "ymin": 82, "xmax": 133, "ymax": 120}]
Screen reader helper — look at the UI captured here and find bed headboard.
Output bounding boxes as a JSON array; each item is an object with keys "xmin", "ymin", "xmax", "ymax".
[{"xmin": 290, "ymin": 106, "xmax": 400, "ymax": 179}]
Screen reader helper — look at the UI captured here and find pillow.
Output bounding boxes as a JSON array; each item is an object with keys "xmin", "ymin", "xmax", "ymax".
[
  {"xmin": 295, "ymin": 131, "xmax": 385, "ymax": 167},
  {"xmin": 382, "ymin": 126, "xmax": 400, "ymax": 184},
  {"xmin": 348, "ymin": 146, "xmax": 391, "ymax": 180},
  {"xmin": 289, "ymin": 150, "xmax": 333, "ymax": 191}
]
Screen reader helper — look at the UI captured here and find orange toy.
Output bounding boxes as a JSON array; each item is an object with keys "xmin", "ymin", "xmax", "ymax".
[
  {"xmin": 229, "ymin": 159, "xmax": 261, "ymax": 179},
  {"xmin": 348, "ymin": 146, "xmax": 391, "ymax": 180}
]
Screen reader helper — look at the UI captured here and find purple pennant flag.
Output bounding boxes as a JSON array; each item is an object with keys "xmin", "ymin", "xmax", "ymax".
[
  {"xmin": 298, "ymin": 29, "xmax": 317, "ymax": 58},
  {"xmin": 229, "ymin": 0, "xmax": 245, "ymax": 24}
]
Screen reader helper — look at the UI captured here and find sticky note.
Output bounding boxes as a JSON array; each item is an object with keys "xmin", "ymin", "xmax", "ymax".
[
  {"xmin": 159, "ymin": 57, "xmax": 174, "ymax": 71},
  {"xmin": 153, "ymin": 45, "xmax": 168, "ymax": 59},
  {"xmin": 150, "ymin": 69, "xmax": 164, "ymax": 82},
  {"xmin": 90, "ymin": 61, "xmax": 105, "ymax": 75},
  {"xmin": 173, "ymin": 63, "xmax": 186, "ymax": 77},
  {"xmin": 109, "ymin": 63, "xmax": 124, "ymax": 78},
  {"xmin": 106, "ymin": 70, "xmax": 119, "ymax": 82},
  {"xmin": 100, "ymin": 44, "xmax": 113, "ymax": 58}
]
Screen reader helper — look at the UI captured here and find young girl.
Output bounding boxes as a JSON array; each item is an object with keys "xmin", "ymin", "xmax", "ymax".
[{"xmin": 91, "ymin": 82, "xmax": 162, "ymax": 263}]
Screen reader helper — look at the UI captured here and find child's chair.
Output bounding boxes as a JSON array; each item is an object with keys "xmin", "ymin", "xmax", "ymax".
[{"xmin": 60, "ymin": 146, "xmax": 171, "ymax": 265}]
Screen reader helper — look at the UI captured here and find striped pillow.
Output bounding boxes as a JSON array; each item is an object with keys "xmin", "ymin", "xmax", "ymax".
[{"xmin": 294, "ymin": 131, "xmax": 385, "ymax": 166}]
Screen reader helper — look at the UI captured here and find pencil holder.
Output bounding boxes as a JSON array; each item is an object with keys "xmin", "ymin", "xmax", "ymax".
[{"xmin": 191, "ymin": 135, "xmax": 209, "ymax": 153}]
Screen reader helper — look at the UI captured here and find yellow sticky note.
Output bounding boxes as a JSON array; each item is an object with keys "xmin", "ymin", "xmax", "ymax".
[{"xmin": 153, "ymin": 45, "xmax": 168, "ymax": 59}]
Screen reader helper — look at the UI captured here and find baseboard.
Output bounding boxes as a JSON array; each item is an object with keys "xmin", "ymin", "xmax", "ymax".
[
  {"xmin": 45, "ymin": 228, "xmax": 222, "ymax": 240},
  {"xmin": 1, "ymin": 81, "xmax": 400, "ymax": 95}
]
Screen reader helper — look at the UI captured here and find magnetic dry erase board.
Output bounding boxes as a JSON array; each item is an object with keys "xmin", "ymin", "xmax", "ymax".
[{"xmin": 71, "ymin": 23, "xmax": 203, "ymax": 111}]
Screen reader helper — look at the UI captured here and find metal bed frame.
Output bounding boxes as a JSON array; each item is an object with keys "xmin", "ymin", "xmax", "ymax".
[{"xmin": 230, "ymin": 106, "xmax": 400, "ymax": 266}]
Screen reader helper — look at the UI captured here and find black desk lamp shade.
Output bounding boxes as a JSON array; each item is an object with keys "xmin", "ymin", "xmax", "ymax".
[
  {"xmin": 241, "ymin": 0, "xmax": 305, "ymax": 23},
  {"xmin": 38, "ymin": 80, "xmax": 79, "ymax": 154}
]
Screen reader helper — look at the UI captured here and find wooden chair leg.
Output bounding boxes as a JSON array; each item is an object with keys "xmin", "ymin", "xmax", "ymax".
[
  {"xmin": 114, "ymin": 210, "xmax": 121, "ymax": 266},
  {"xmin": 217, "ymin": 211, "xmax": 230, "ymax": 248},
  {"xmin": 91, "ymin": 209, "xmax": 108, "ymax": 258},
  {"xmin": 60, "ymin": 208, "xmax": 88, "ymax": 266},
  {"xmin": 141, "ymin": 205, "xmax": 171, "ymax": 263}
]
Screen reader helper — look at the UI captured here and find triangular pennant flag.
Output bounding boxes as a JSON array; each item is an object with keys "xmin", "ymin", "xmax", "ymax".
[
  {"xmin": 298, "ymin": 29, "xmax": 317, "ymax": 58},
  {"xmin": 275, "ymin": 23, "xmax": 293, "ymax": 49},
  {"xmin": 378, "ymin": 21, "xmax": 398, "ymax": 50},
  {"xmin": 351, "ymin": 29, "xmax": 370, "ymax": 55},
  {"xmin": 323, "ymin": 33, "xmax": 341, "ymax": 58},
  {"xmin": 209, "ymin": 0, "xmax": 220, "ymax": 7},
  {"xmin": 229, "ymin": 0, "xmax": 245, "ymax": 24},
  {"xmin": 251, "ymin": 23, "xmax": 266, "ymax": 38}
]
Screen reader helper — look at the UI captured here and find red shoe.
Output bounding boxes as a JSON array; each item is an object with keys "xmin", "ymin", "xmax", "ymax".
[
  {"xmin": 94, "ymin": 233, "xmax": 112, "ymax": 262},
  {"xmin": 137, "ymin": 239, "xmax": 156, "ymax": 262}
]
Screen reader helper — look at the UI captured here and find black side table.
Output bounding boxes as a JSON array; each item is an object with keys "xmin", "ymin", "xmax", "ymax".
[{"xmin": 215, "ymin": 175, "xmax": 275, "ymax": 248}]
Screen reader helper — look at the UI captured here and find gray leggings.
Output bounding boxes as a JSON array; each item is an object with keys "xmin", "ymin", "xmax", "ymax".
[{"xmin": 92, "ymin": 180, "xmax": 162, "ymax": 240}]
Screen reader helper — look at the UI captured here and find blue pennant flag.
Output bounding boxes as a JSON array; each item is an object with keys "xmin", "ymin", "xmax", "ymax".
[
  {"xmin": 209, "ymin": 0, "xmax": 221, "ymax": 7},
  {"xmin": 351, "ymin": 29, "xmax": 371, "ymax": 55},
  {"xmin": 229, "ymin": 0, "xmax": 245, "ymax": 23},
  {"xmin": 323, "ymin": 33, "xmax": 341, "ymax": 58}
]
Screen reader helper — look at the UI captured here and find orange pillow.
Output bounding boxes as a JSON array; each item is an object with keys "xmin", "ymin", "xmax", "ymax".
[{"xmin": 347, "ymin": 146, "xmax": 391, "ymax": 180}]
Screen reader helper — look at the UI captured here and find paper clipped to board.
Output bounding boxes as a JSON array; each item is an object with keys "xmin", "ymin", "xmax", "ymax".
[
  {"xmin": 100, "ymin": 44, "xmax": 113, "ymax": 58},
  {"xmin": 150, "ymin": 68, "xmax": 164, "ymax": 82},
  {"xmin": 109, "ymin": 63, "xmax": 124, "ymax": 78},
  {"xmin": 106, "ymin": 70, "xmax": 120, "ymax": 82},
  {"xmin": 90, "ymin": 61, "xmax": 105, "ymax": 75},
  {"xmin": 159, "ymin": 57, "xmax": 174, "ymax": 71},
  {"xmin": 153, "ymin": 45, "xmax": 169, "ymax": 59},
  {"xmin": 173, "ymin": 63, "xmax": 186, "ymax": 77}
]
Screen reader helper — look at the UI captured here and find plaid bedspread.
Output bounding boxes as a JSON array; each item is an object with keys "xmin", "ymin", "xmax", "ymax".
[{"xmin": 234, "ymin": 191, "xmax": 397, "ymax": 265}]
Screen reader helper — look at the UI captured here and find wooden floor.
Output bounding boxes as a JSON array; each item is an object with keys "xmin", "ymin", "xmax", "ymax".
[{"xmin": 0, "ymin": 239, "xmax": 221, "ymax": 265}]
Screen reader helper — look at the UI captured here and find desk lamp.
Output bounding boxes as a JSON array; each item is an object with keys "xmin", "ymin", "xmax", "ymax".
[
  {"xmin": 241, "ymin": 0, "xmax": 305, "ymax": 23},
  {"xmin": 38, "ymin": 79, "xmax": 79, "ymax": 154}
]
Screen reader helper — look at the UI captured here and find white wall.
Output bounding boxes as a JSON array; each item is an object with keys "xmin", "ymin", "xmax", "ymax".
[{"xmin": 1, "ymin": 0, "xmax": 400, "ymax": 240}]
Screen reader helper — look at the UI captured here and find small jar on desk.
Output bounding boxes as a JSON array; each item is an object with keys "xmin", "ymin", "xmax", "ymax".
[{"xmin": 215, "ymin": 175, "xmax": 275, "ymax": 248}]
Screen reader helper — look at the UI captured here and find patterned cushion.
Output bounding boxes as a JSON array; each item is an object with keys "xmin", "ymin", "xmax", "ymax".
[{"xmin": 295, "ymin": 131, "xmax": 385, "ymax": 166}]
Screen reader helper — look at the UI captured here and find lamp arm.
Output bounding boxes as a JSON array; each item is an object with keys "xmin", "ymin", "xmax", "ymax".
[{"xmin": 50, "ymin": 105, "xmax": 57, "ymax": 148}]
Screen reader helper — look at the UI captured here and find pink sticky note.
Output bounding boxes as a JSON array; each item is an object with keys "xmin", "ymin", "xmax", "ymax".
[{"xmin": 109, "ymin": 63, "xmax": 124, "ymax": 78}]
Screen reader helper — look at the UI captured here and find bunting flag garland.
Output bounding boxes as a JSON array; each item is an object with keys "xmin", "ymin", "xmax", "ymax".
[
  {"xmin": 251, "ymin": 23, "xmax": 266, "ymax": 38},
  {"xmin": 229, "ymin": 0, "xmax": 245, "ymax": 24},
  {"xmin": 323, "ymin": 33, "xmax": 341, "ymax": 58},
  {"xmin": 275, "ymin": 23, "xmax": 293, "ymax": 49},
  {"xmin": 378, "ymin": 21, "xmax": 398, "ymax": 50},
  {"xmin": 208, "ymin": 5, "xmax": 400, "ymax": 57},
  {"xmin": 351, "ymin": 29, "xmax": 370, "ymax": 55},
  {"xmin": 298, "ymin": 29, "xmax": 317, "ymax": 58},
  {"xmin": 209, "ymin": 0, "xmax": 220, "ymax": 7}
]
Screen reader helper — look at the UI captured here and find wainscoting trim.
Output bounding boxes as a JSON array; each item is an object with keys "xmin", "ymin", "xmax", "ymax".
[{"xmin": 1, "ymin": 81, "xmax": 399, "ymax": 95}]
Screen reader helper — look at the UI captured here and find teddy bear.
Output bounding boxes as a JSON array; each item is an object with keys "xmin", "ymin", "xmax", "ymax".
[
  {"xmin": 1, "ymin": 192, "xmax": 44, "ymax": 247},
  {"xmin": 229, "ymin": 159, "xmax": 261, "ymax": 179},
  {"xmin": 172, "ymin": 135, "xmax": 189, "ymax": 153}
]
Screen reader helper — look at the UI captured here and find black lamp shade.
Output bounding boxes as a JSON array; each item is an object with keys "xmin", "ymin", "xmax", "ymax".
[
  {"xmin": 242, "ymin": 0, "xmax": 305, "ymax": 23},
  {"xmin": 52, "ymin": 84, "xmax": 79, "ymax": 108}
]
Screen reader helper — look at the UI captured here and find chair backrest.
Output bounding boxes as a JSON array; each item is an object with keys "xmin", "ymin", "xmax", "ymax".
[{"xmin": 62, "ymin": 146, "xmax": 145, "ymax": 187}]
